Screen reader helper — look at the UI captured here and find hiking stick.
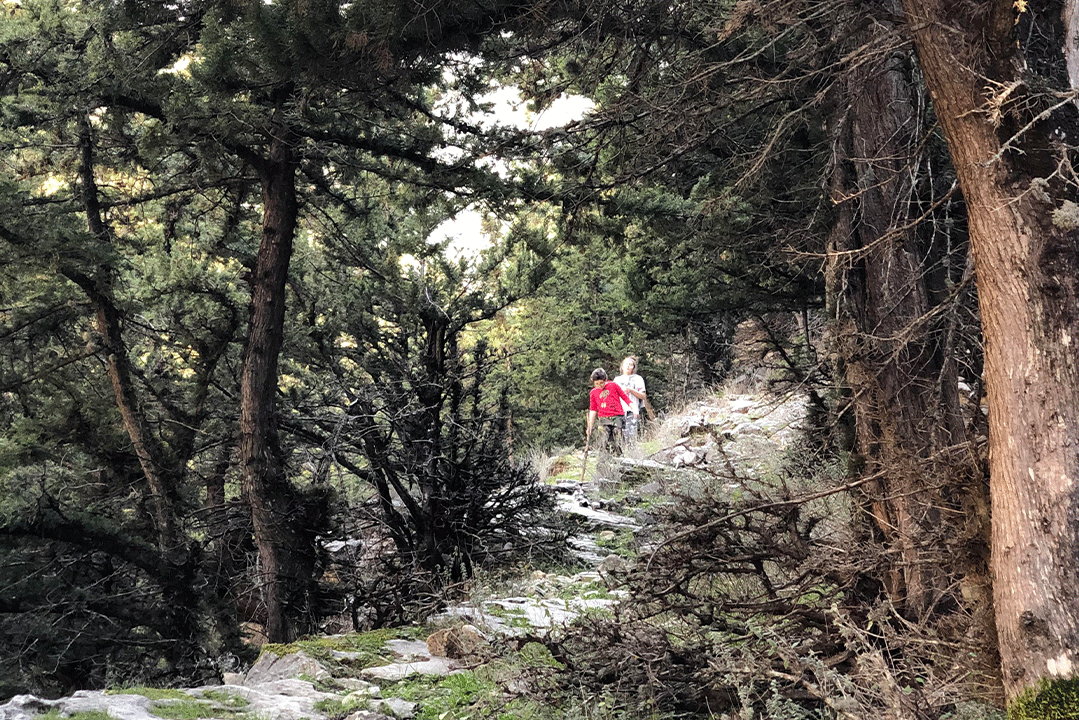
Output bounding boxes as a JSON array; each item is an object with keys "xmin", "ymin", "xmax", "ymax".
[
  {"xmin": 643, "ymin": 396, "xmax": 656, "ymax": 421},
  {"xmin": 581, "ymin": 428, "xmax": 591, "ymax": 482}
]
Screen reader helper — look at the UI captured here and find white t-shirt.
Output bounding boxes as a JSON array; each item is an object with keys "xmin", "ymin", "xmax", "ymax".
[{"xmin": 614, "ymin": 373, "xmax": 646, "ymax": 415}]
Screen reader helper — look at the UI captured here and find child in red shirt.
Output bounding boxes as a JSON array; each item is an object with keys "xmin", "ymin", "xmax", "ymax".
[{"xmin": 587, "ymin": 368, "xmax": 632, "ymax": 454}]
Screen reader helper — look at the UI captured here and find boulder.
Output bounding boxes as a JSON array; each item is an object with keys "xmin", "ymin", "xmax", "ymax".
[
  {"xmin": 0, "ymin": 692, "xmax": 155, "ymax": 720},
  {"xmin": 243, "ymin": 649, "xmax": 331, "ymax": 686},
  {"xmin": 425, "ymin": 625, "xmax": 492, "ymax": 659}
]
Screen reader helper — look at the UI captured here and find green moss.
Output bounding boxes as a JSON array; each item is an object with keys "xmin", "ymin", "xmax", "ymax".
[
  {"xmin": 108, "ymin": 687, "xmax": 189, "ymax": 700},
  {"xmin": 594, "ymin": 528, "xmax": 636, "ymax": 558},
  {"xmin": 148, "ymin": 700, "xmax": 217, "ymax": 720},
  {"xmin": 518, "ymin": 641, "xmax": 564, "ymax": 669},
  {"xmin": 260, "ymin": 627, "xmax": 414, "ymax": 673},
  {"xmin": 484, "ymin": 602, "xmax": 533, "ymax": 629},
  {"xmin": 552, "ymin": 577, "xmax": 615, "ymax": 602},
  {"xmin": 107, "ymin": 687, "xmax": 254, "ymax": 720},
  {"xmin": 1009, "ymin": 676, "xmax": 1079, "ymax": 719},
  {"xmin": 313, "ymin": 696, "xmax": 368, "ymax": 720},
  {"xmin": 943, "ymin": 701, "xmax": 1006, "ymax": 720},
  {"xmin": 196, "ymin": 691, "xmax": 250, "ymax": 708},
  {"xmin": 36, "ymin": 712, "xmax": 112, "ymax": 720},
  {"xmin": 385, "ymin": 670, "xmax": 500, "ymax": 720}
]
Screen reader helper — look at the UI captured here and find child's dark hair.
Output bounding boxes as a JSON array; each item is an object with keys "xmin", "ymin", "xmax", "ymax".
[{"xmin": 591, "ymin": 368, "xmax": 607, "ymax": 382}]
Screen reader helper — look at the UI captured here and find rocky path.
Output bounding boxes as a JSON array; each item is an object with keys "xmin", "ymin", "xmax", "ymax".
[{"xmin": 0, "ymin": 389, "xmax": 805, "ymax": 720}]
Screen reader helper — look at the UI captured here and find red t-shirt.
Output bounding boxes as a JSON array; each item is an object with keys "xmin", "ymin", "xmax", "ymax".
[{"xmin": 590, "ymin": 381, "xmax": 631, "ymax": 417}]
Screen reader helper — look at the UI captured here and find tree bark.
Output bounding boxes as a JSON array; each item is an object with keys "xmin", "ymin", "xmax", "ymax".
[
  {"xmin": 901, "ymin": 0, "xmax": 1079, "ymax": 701},
  {"xmin": 826, "ymin": 6, "xmax": 990, "ymax": 625},
  {"xmin": 239, "ymin": 113, "xmax": 311, "ymax": 643}
]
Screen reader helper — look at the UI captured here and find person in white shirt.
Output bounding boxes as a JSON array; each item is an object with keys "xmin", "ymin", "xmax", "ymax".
[{"xmin": 614, "ymin": 356, "xmax": 647, "ymax": 441}]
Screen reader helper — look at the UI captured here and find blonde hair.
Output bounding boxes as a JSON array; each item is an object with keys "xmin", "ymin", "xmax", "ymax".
[{"xmin": 620, "ymin": 356, "xmax": 638, "ymax": 374}]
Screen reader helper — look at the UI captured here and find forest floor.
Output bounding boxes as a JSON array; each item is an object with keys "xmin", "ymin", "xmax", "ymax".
[{"xmin": 0, "ymin": 381, "xmax": 815, "ymax": 720}]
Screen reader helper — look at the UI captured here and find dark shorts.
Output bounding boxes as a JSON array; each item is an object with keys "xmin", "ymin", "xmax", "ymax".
[{"xmin": 597, "ymin": 415, "xmax": 624, "ymax": 453}]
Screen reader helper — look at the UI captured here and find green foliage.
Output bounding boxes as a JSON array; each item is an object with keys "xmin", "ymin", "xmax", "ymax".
[
  {"xmin": 385, "ymin": 670, "xmax": 502, "ymax": 720},
  {"xmin": 497, "ymin": 238, "xmax": 658, "ymax": 449},
  {"xmin": 518, "ymin": 641, "xmax": 564, "ymax": 670},
  {"xmin": 0, "ymin": 0, "xmax": 994, "ymax": 712},
  {"xmin": 1008, "ymin": 677, "xmax": 1079, "ymax": 720},
  {"xmin": 594, "ymin": 529, "xmax": 636, "ymax": 559},
  {"xmin": 0, "ymin": 0, "xmax": 571, "ymax": 695},
  {"xmin": 555, "ymin": 577, "xmax": 616, "ymax": 603},
  {"xmin": 488, "ymin": 0, "xmax": 844, "ymax": 452},
  {"xmin": 275, "ymin": 185, "xmax": 561, "ymax": 584}
]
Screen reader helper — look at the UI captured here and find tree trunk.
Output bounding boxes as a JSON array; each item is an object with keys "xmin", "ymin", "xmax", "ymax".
[
  {"xmin": 901, "ymin": 0, "xmax": 1079, "ymax": 701},
  {"xmin": 827, "ymin": 5, "xmax": 989, "ymax": 617},
  {"xmin": 239, "ymin": 116, "xmax": 311, "ymax": 644},
  {"xmin": 73, "ymin": 115, "xmax": 180, "ymax": 553}
]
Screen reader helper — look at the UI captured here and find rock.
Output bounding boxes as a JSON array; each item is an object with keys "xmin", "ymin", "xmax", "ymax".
[
  {"xmin": 344, "ymin": 712, "xmax": 395, "ymax": 720},
  {"xmin": 633, "ymin": 508, "xmax": 661, "ymax": 525},
  {"xmin": 555, "ymin": 495, "xmax": 641, "ymax": 530},
  {"xmin": 599, "ymin": 554, "xmax": 629, "ymax": 574},
  {"xmin": 639, "ymin": 480, "xmax": 665, "ymax": 495},
  {"xmin": 1, "ymin": 691, "xmax": 156, "ymax": 720},
  {"xmin": 0, "ymin": 681, "xmax": 344, "ymax": 720},
  {"xmin": 672, "ymin": 449, "xmax": 700, "ymax": 467},
  {"xmin": 190, "ymin": 681, "xmax": 338, "ymax": 720},
  {"xmin": 733, "ymin": 421, "xmax": 764, "ymax": 436},
  {"xmin": 382, "ymin": 639, "xmax": 429, "ymax": 658},
  {"xmin": 480, "ymin": 592, "xmax": 619, "ymax": 632},
  {"xmin": 243, "ymin": 650, "xmax": 331, "ymax": 686},
  {"xmin": 728, "ymin": 398, "xmax": 756, "ymax": 413},
  {"xmin": 359, "ymin": 638, "xmax": 462, "ymax": 680},
  {"xmin": 241, "ymin": 621, "xmax": 269, "ymax": 647},
  {"xmin": 567, "ymin": 535, "xmax": 605, "ymax": 565},
  {"xmin": 338, "ymin": 678, "xmax": 380, "ymax": 695},
  {"xmin": 323, "ymin": 538, "xmax": 363, "ymax": 554},
  {"xmin": 360, "ymin": 657, "xmax": 460, "ymax": 681},
  {"xmin": 0, "ymin": 695, "xmax": 74, "ymax": 720},
  {"xmin": 345, "ymin": 687, "xmax": 382, "ymax": 703},
  {"xmin": 424, "ymin": 628, "xmax": 452, "ymax": 656},
  {"xmin": 370, "ymin": 697, "xmax": 417, "ymax": 719},
  {"xmin": 426, "ymin": 625, "xmax": 492, "ymax": 659}
]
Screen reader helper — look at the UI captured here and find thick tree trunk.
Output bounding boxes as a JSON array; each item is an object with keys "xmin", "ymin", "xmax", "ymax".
[
  {"xmin": 901, "ymin": 0, "xmax": 1079, "ymax": 701},
  {"xmin": 239, "ymin": 120, "xmax": 311, "ymax": 643},
  {"xmin": 826, "ymin": 9, "xmax": 990, "ymax": 623}
]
